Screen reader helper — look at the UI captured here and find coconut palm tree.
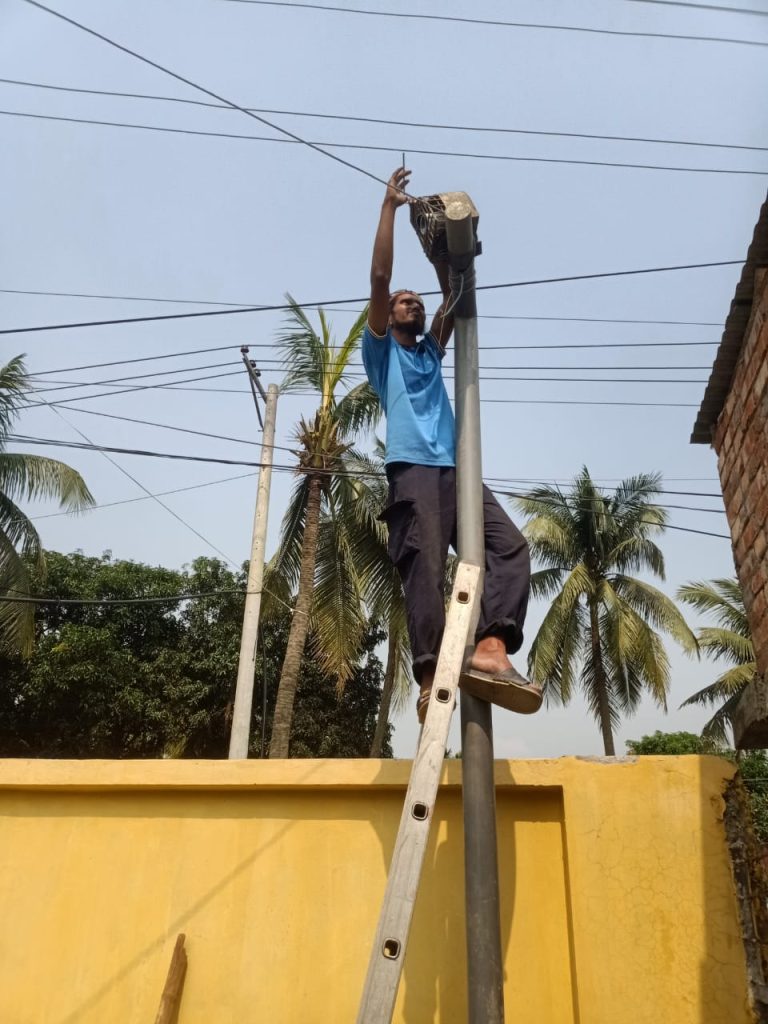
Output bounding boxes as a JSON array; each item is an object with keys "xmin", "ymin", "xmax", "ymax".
[
  {"xmin": 516, "ymin": 467, "xmax": 697, "ymax": 755},
  {"xmin": 0, "ymin": 356, "xmax": 94, "ymax": 654},
  {"xmin": 267, "ymin": 301, "xmax": 382, "ymax": 758},
  {"xmin": 264, "ymin": 437, "xmax": 413, "ymax": 758},
  {"xmin": 678, "ymin": 577, "xmax": 755, "ymax": 744},
  {"xmin": 340, "ymin": 444, "xmax": 413, "ymax": 756}
]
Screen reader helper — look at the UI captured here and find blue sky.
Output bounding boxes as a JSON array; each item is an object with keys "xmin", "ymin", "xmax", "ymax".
[{"xmin": 2, "ymin": 0, "xmax": 768, "ymax": 757}]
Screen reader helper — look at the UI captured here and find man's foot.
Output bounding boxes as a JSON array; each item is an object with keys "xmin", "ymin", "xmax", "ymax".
[
  {"xmin": 460, "ymin": 636, "xmax": 543, "ymax": 715},
  {"xmin": 416, "ymin": 669, "xmax": 435, "ymax": 725}
]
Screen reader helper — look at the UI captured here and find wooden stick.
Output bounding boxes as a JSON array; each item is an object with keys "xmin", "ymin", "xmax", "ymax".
[{"xmin": 154, "ymin": 934, "xmax": 187, "ymax": 1024}]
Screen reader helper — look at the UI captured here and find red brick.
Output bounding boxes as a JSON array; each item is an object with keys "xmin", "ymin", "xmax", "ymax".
[{"xmin": 754, "ymin": 529, "xmax": 767, "ymax": 561}]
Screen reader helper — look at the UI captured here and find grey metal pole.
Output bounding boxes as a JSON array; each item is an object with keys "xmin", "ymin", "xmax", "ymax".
[
  {"xmin": 228, "ymin": 383, "xmax": 279, "ymax": 759},
  {"xmin": 445, "ymin": 199, "xmax": 505, "ymax": 1024}
]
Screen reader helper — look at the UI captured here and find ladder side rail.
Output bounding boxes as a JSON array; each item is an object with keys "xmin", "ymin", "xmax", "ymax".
[{"xmin": 356, "ymin": 561, "xmax": 483, "ymax": 1024}]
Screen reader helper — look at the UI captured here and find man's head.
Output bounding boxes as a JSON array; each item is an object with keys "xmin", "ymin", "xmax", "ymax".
[{"xmin": 389, "ymin": 290, "xmax": 426, "ymax": 337}]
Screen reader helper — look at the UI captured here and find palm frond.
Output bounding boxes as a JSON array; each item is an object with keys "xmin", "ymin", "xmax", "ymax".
[
  {"xmin": 527, "ymin": 564, "xmax": 591, "ymax": 697},
  {"xmin": 677, "ymin": 578, "xmax": 750, "ymax": 636},
  {"xmin": 696, "ymin": 626, "xmax": 754, "ymax": 665},
  {"xmin": 529, "ymin": 566, "xmax": 566, "ymax": 601},
  {"xmin": 0, "ymin": 543, "xmax": 35, "ymax": 656},
  {"xmin": 0, "ymin": 491, "xmax": 44, "ymax": 572},
  {"xmin": 264, "ymin": 475, "xmax": 310, "ymax": 597},
  {"xmin": 699, "ymin": 691, "xmax": 743, "ymax": 745},
  {"xmin": 611, "ymin": 536, "xmax": 666, "ymax": 579},
  {"xmin": 611, "ymin": 574, "xmax": 698, "ymax": 655},
  {"xmin": 0, "ymin": 453, "xmax": 94, "ymax": 511},
  {"xmin": 0, "ymin": 356, "xmax": 29, "ymax": 441},
  {"xmin": 335, "ymin": 381, "xmax": 382, "ymax": 439},
  {"xmin": 680, "ymin": 662, "xmax": 755, "ymax": 709},
  {"xmin": 309, "ymin": 511, "xmax": 367, "ymax": 688},
  {"xmin": 277, "ymin": 295, "xmax": 328, "ymax": 394}
]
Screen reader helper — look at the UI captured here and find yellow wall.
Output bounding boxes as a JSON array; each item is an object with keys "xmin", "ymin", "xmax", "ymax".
[{"xmin": 0, "ymin": 756, "xmax": 751, "ymax": 1023}]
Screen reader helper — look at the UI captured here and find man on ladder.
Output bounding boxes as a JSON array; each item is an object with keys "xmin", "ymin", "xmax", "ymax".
[{"xmin": 363, "ymin": 166, "xmax": 543, "ymax": 724}]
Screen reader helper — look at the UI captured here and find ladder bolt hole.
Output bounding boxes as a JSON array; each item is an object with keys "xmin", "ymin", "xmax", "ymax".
[
  {"xmin": 436, "ymin": 688, "xmax": 451, "ymax": 703},
  {"xmin": 383, "ymin": 939, "xmax": 401, "ymax": 960},
  {"xmin": 457, "ymin": 591, "xmax": 470, "ymax": 604},
  {"xmin": 412, "ymin": 802, "xmax": 429, "ymax": 821}
]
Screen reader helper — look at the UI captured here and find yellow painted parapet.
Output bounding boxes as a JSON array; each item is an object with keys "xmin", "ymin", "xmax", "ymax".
[{"xmin": 0, "ymin": 756, "xmax": 752, "ymax": 1023}]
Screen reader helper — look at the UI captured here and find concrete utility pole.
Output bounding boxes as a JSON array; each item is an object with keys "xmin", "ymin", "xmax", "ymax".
[
  {"xmin": 445, "ymin": 197, "xmax": 505, "ymax": 1024},
  {"xmin": 228, "ymin": 374, "xmax": 279, "ymax": 760}
]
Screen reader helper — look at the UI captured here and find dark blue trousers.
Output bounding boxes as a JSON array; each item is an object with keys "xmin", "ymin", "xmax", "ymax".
[{"xmin": 381, "ymin": 463, "xmax": 531, "ymax": 682}]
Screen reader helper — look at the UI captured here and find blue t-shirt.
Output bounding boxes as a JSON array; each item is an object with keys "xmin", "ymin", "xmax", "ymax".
[{"xmin": 362, "ymin": 325, "xmax": 455, "ymax": 467}]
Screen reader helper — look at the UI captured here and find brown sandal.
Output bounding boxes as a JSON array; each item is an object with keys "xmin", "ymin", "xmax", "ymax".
[{"xmin": 459, "ymin": 665, "xmax": 542, "ymax": 715}]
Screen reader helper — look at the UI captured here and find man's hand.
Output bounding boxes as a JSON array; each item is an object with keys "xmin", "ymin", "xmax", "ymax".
[
  {"xmin": 384, "ymin": 166, "xmax": 411, "ymax": 208},
  {"xmin": 369, "ymin": 168, "xmax": 411, "ymax": 334}
]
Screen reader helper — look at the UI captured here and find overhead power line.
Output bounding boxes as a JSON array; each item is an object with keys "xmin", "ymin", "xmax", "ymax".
[
  {"xmin": 28, "ymin": 470, "xmax": 259, "ymax": 520},
  {"xmin": 38, "ymin": 403, "xmax": 239, "ymax": 566},
  {"xmin": 24, "ymin": 381, "xmax": 702, "ymax": 409},
  {"xmin": 0, "ymin": 287, "xmax": 724, "ymax": 327},
  {"xmin": 8, "ymin": 434, "xmax": 723, "ymax": 491},
  {"xmin": 30, "ymin": 358, "xmax": 713, "ymax": 382},
  {"xmin": 220, "ymin": 0, "xmax": 768, "ymax": 47},
  {"xmin": 24, "ymin": 403, "xmax": 303, "ymax": 456},
  {"xmin": 29, "ymin": 367, "xmax": 709, "ymax": 402},
  {"xmin": 27, "ymin": 341, "xmax": 720, "ymax": 379},
  {"xmin": 2, "ymin": 77, "xmax": 765, "ymax": 154},
  {"xmin": 0, "ymin": 100, "xmax": 748, "ymax": 178},
  {"xmin": 25, "ymin": 469, "xmax": 722, "ymax": 525},
  {"xmin": 0, "ymin": 260, "xmax": 743, "ymax": 336},
  {"xmin": 21, "ymin": 0, "xmax": 402, "ymax": 195},
  {"xmin": 5, "ymin": 108, "xmax": 767, "ymax": 177},
  {"xmin": 28, "ymin": 370, "xmax": 246, "ymax": 406},
  {"xmin": 29, "ymin": 359, "xmax": 238, "ymax": 393},
  {"xmin": 7, "ymin": 433, "xmax": 730, "ymax": 540},
  {"xmin": 10, "ymin": 431, "xmax": 727, "ymax": 501},
  {"xmin": 0, "ymin": 588, "xmax": 255, "ymax": 607},
  {"xmin": 626, "ymin": 1, "xmax": 768, "ymax": 16}
]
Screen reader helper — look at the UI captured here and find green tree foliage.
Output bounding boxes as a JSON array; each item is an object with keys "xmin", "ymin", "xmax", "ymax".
[
  {"xmin": 677, "ymin": 577, "xmax": 755, "ymax": 744},
  {"xmin": 0, "ymin": 551, "xmax": 391, "ymax": 759},
  {"xmin": 0, "ymin": 356, "xmax": 94, "ymax": 654},
  {"xmin": 626, "ymin": 730, "xmax": 723, "ymax": 755},
  {"xmin": 517, "ymin": 468, "xmax": 697, "ymax": 756}
]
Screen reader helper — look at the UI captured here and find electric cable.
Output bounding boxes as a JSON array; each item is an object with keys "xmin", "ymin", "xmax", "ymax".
[
  {"xmin": 26, "ymin": 340, "xmax": 723, "ymax": 381},
  {"xmin": 33, "ymin": 381, "xmax": 699, "ymax": 407},
  {"xmin": 27, "ymin": 470, "xmax": 258, "ymax": 519},
  {"xmin": 220, "ymin": 0, "xmax": 768, "ymax": 47},
  {"xmin": 0, "ymin": 286, "xmax": 724, "ymax": 326},
  {"xmin": 22, "ymin": 471, "xmax": 723, "ymax": 524},
  {"xmin": 0, "ymin": 588, "xmax": 258, "ymax": 606},
  {"xmin": 626, "ymin": 1, "xmax": 768, "ymax": 16},
  {"xmin": 27, "ymin": 370, "xmax": 246, "ymax": 406},
  {"xmin": 31, "ymin": 369, "xmax": 710, "ymax": 391},
  {"xmin": 36, "ymin": 404, "xmax": 239, "ymax": 567},
  {"xmin": 2, "ymin": 77, "xmax": 765, "ymax": 153},
  {"xmin": 23, "ymin": 402, "xmax": 302, "ymax": 455},
  {"xmin": 7, "ymin": 433, "xmax": 727, "ymax": 496},
  {"xmin": 6, "ymin": 109, "xmax": 767, "ymax": 177},
  {"xmin": 0, "ymin": 260, "xmax": 743, "ymax": 335},
  {"xmin": 21, "ymin": 0, "xmax": 405, "ymax": 195},
  {"xmin": 28, "ymin": 359, "xmax": 239, "ymax": 393}
]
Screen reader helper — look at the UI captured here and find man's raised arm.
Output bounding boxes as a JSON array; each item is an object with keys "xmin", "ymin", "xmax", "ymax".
[{"xmin": 369, "ymin": 166, "xmax": 410, "ymax": 337}]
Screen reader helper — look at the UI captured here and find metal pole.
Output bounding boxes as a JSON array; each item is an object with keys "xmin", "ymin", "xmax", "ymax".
[
  {"xmin": 445, "ymin": 198, "xmax": 505, "ymax": 1024},
  {"xmin": 228, "ymin": 383, "xmax": 279, "ymax": 759}
]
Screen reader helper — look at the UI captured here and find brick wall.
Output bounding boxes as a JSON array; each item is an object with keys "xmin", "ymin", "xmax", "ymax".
[{"xmin": 713, "ymin": 270, "xmax": 768, "ymax": 678}]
